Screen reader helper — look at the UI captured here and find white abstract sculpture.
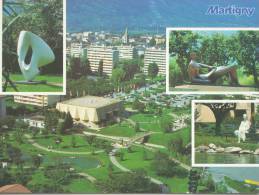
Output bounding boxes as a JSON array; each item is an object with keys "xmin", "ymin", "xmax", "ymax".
[
  {"xmin": 234, "ymin": 114, "xmax": 251, "ymax": 143},
  {"xmin": 17, "ymin": 31, "xmax": 55, "ymax": 81}
]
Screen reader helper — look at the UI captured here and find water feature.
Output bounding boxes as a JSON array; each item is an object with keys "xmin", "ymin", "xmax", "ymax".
[
  {"xmin": 196, "ymin": 153, "xmax": 259, "ymax": 164},
  {"xmin": 43, "ymin": 155, "xmax": 100, "ymax": 169}
]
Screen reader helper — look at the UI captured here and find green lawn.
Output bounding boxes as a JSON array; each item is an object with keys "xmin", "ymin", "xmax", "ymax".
[
  {"xmin": 100, "ymin": 121, "xmax": 137, "ymax": 137},
  {"xmin": 33, "ymin": 134, "xmax": 98, "ymax": 153},
  {"xmin": 6, "ymin": 74, "xmax": 63, "ymax": 92},
  {"xmin": 117, "ymin": 146, "xmax": 188, "ymax": 193},
  {"xmin": 148, "ymin": 127, "xmax": 190, "ymax": 146},
  {"xmin": 65, "ymin": 178, "xmax": 99, "ymax": 193}
]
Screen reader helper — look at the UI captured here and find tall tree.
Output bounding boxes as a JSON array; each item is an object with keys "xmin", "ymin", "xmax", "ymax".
[
  {"xmin": 147, "ymin": 62, "xmax": 159, "ymax": 79},
  {"xmin": 98, "ymin": 59, "xmax": 104, "ymax": 76},
  {"xmin": 202, "ymin": 103, "xmax": 236, "ymax": 135},
  {"xmin": 235, "ymin": 31, "xmax": 259, "ymax": 87},
  {"xmin": 169, "ymin": 31, "xmax": 199, "ymax": 79}
]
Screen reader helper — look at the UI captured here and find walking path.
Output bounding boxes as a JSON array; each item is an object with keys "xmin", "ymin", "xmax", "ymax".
[
  {"xmin": 83, "ymin": 131, "xmax": 130, "ymax": 142},
  {"xmin": 109, "ymin": 148, "xmax": 164, "ymax": 185},
  {"xmin": 78, "ymin": 172, "xmax": 97, "ymax": 183},
  {"xmin": 25, "ymin": 134, "xmax": 104, "ymax": 155}
]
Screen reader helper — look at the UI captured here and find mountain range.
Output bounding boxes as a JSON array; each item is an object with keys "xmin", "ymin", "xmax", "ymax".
[{"xmin": 67, "ymin": 0, "xmax": 259, "ymax": 33}]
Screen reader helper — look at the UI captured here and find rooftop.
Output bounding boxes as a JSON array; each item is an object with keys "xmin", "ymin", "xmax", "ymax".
[
  {"xmin": 0, "ymin": 184, "xmax": 31, "ymax": 193},
  {"xmin": 59, "ymin": 96, "xmax": 121, "ymax": 108}
]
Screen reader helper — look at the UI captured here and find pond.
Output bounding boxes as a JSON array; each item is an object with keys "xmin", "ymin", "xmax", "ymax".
[
  {"xmin": 196, "ymin": 152, "xmax": 259, "ymax": 164},
  {"xmin": 21, "ymin": 153, "xmax": 100, "ymax": 170},
  {"xmin": 43, "ymin": 155, "xmax": 101, "ymax": 169}
]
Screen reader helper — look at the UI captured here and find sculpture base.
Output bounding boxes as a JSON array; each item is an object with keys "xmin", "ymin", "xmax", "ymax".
[{"xmin": 14, "ymin": 80, "xmax": 47, "ymax": 85}]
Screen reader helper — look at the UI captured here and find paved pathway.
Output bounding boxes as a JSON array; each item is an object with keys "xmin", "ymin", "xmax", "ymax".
[
  {"xmin": 109, "ymin": 148, "xmax": 164, "ymax": 185},
  {"xmin": 83, "ymin": 131, "xmax": 130, "ymax": 142},
  {"xmin": 78, "ymin": 172, "xmax": 97, "ymax": 183},
  {"xmin": 25, "ymin": 134, "xmax": 104, "ymax": 155}
]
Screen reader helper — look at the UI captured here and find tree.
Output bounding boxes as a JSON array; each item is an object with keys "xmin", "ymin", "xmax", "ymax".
[
  {"xmin": 0, "ymin": 116, "xmax": 15, "ymax": 129},
  {"xmin": 111, "ymin": 68, "xmax": 125, "ymax": 86},
  {"xmin": 14, "ymin": 129, "xmax": 23, "ymax": 144},
  {"xmin": 168, "ymin": 137, "xmax": 184, "ymax": 156},
  {"xmin": 149, "ymin": 37, "xmax": 156, "ymax": 47},
  {"xmin": 235, "ymin": 31, "xmax": 259, "ymax": 87},
  {"xmin": 0, "ymin": 167, "xmax": 14, "ymax": 186},
  {"xmin": 56, "ymin": 121, "xmax": 65, "ymax": 135},
  {"xmin": 43, "ymin": 162, "xmax": 74, "ymax": 192},
  {"xmin": 132, "ymin": 99, "xmax": 145, "ymax": 113},
  {"xmin": 7, "ymin": 146, "xmax": 23, "ymax": 168},
  {"xmin": 81, "ymin": 57, "xmax": 92, "ymax": 76},
  {"xmin": 202, "ymin": 103, "xmax": 236, "ymax": 135},
  {"xmin": 98, "ymin": 59, "xmax": 104, "ymax": 76},
  {"xmin": 188, "ymin": 169, "xmax": 200, "ymax": 193},
  {"xmin": 64, "ymin": 112, "xmax": 73, "ymax": 130},
  {"xmin": 118, "ymin": 59, "xmax": 140, "ymax": 81},
  {"xmin": 147, "ymin": 62, "xmax": 159, "ymax": 79},
  {"xmin": 169, "ymin": 31, "xmax": 199, "ymax": 79},
  {"xmin": 71, "ymin": 136, "xmax": 76, "ymax": 148},
  {"xmin": 86, "ymin": 135, "xmax": 96, "ymax": 146},
  {"xmin": 134, "ymin": 122, "xmax": 140, "ymax": 132},
  {"xmin": 151, "ymin": 151, "xmax": 185, "ymax": 177},
  {"xmin": 69, "ymin": 57, "xmax": 81, "ymax": 79},
  {"xmin": 97, "ymin": 169, "xmax": 162, "ymax": 193},
  {"xmin": 160, "ymin": 116, "xmax": 173, "ymax": 133},
  {"xmin": 120, "ymin": 151, "xmax": 125, "ymax": 161},
  {"xmin": 32, "ymin": 155, "xmax": 42, "ymax": 169}
]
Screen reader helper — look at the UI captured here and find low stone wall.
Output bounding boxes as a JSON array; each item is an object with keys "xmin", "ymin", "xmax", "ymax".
[{"xmin": 195, "ymin": 143, "xmax": 259, "ymax": 155}]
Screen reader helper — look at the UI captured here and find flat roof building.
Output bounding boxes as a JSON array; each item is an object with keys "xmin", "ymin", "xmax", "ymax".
[
  {"xmin": 144, "ymin": 48, "xmax": 166, "ymax": 76},
  {"xmin": 56, "ymin": 96, "xmax": 123, "ymax": 128},
  {"xmin": 14, "ymin": 95, "xmax": 62, "ymax": 107},
  {"xmin": 116, "ymin": 46, "xmax": 137, "ymax": 59},
  {"xmin": 87, "ymin": 46, "xmax": 119, "ymax": 76}
]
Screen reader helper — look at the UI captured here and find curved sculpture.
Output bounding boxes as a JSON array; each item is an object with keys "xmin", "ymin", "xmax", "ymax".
[{"xmin": 17, "ymin": 31, "xmax": 55, "ymax": 81}]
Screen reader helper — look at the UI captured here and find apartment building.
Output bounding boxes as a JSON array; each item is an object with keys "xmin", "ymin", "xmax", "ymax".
[
  {"xmin": 87, "ymin": 46, "xmax": 119, "ymax": 75},
  {"xmin": 14, "ymin": 95, "xmax": 61, "ymax": 107},
  {"xmin": 116, "ymin": 46, "xmax": 137, "ymax": 59},
  {"xmin": 144, "ymin": 48, "xmax": 166, "ymax": 75}
]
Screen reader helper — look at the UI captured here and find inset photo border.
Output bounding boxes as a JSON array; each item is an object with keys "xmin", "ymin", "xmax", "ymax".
[
  {"xmin": 1, "ymin": 0, "xmax": 66, "ymax": 95},
  {"xmin": 192, "ymin": 99, "xmax": 259, "ymax": 167},
  {"xmin": 166, "ymin": 27, "xmax": 259, "ymax": 95}
]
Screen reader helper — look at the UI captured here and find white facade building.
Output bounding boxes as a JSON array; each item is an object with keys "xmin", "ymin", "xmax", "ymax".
[
  {"xmin": 144, "ymin": 48, "xmax": 166, "ymax": 75},
  {"xmin": 87, "ymin": 46, "xmax": 119, "ymax": 76}
]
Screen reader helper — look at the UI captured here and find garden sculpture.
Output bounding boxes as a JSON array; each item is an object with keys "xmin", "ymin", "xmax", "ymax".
[
  {"xmin": 17, "ymin": 31, "xmax": 55, "ymax": 81},
  {"xmin": 234, "ymin": 114, "xmax": 251, "ymax": 143},
  {"xmin": 188, "ymin": 52, "xmax": 239, "ymax": 85}
]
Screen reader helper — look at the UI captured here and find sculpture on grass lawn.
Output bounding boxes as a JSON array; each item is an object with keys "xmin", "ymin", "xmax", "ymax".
[
  {"xmin": 234, "ymin": 114, "xmax": 251, "ymax": 143},
  {"xmin": 17, "ymin": 31, "xmax": 55, "ymax": 82}
]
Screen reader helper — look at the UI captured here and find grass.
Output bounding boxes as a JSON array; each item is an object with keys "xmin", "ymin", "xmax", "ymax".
[
  {"xmin": 148, "ymin": 127, "xmax": 190, "ymax": 146},
  {"xmin": 117, "ymin": 146, "xmax": 188, "ymax": 193},
  {"xmin": 224, "ymin": 176, "xmax": 257, "ymax": 193},
  {"xmin": 33, "ymin": 134, "xmax": 98, "ymax": 152},
  {"xmin": 6, "ymin": 74, "xmax": 63, "ymax": 92},
  {"xmin": 100, "ymin": 121, "xmax": 137, "ymax": 137},
  {"xmin": 65, "ymin": 178, "xmax": 99, "ymax": 193}
]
